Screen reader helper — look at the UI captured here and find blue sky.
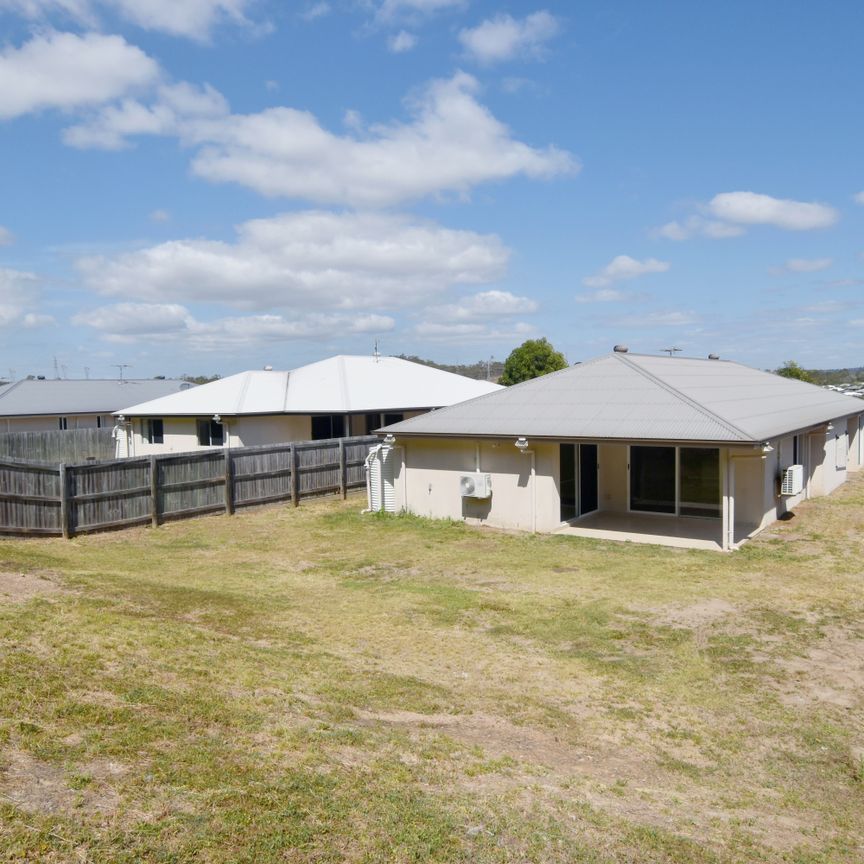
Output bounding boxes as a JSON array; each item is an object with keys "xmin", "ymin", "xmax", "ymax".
[{"xmin": 1, "ymin": 0, "xmax": 862, "ymax": 379}]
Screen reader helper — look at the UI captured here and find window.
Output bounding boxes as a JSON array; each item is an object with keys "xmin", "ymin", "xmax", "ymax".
[
  {"xmin": 96, "ymin": 416, "xmax": 102, "ymax": 429},
  {"xmin": 792, "ymin": 434, "xmax": 801, "ymax": 465},
  {"xmin": 383, "ymin": 413, "xmax": 404, "ymax": 427},
  {"xmin": 196, "ymin": 418, "xmax": 224, "ymax": 446},
  {"xmin": 143, "ymin": 418, "xmax": 164, "ymax": 444},
  {"xmin": 311, "ymin": 414, "xmax": 345, "ymax": 440},
  {"xmin": 58, "ymin": 417, "xmax": 68, "ymax": 430},
  {"xmin": 365, "ymin": 413, "xmax": 382, "ymax": 434},
  {"xmin": 559, "ymin": 444, "xmax": 577, "ymax": 521}
]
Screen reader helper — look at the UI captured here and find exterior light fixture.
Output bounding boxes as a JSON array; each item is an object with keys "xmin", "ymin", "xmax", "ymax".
[
  {"xmin": 383, "ymin": 433, "xmax": 396, "ymax": 446},
  {"xmin": 761, "ymin": 442, "xmax": 774, "ymax": 454},
  {"xmin": 515, "ymin": 437, "xmax": 529, "ymax": 452},
  {"xmin": 212, "ymin": 414, "xmax": 222, "ymax": 424}
]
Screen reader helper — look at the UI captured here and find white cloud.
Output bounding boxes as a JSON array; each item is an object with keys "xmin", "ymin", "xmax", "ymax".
[
  {"xmin": 853, "ymin": 191, "xmax": 864, "ymax": 205},
  {"xmin": 388, "ymin": 30, "xmax": 417, "ymax": 52},
  {"xmin": 708, "ymin": 191, "xmax": 838, "ymax": 231},
  {"xmin": 0, "ymin": 226, "xmax": 14, "ymax": 246},
  {"xmin": 582, "ymin": 255, "xmax": 670, "ymax": 289},
  {"xmin": 772, "ymin": 257, "xmax": 833, "ymax": 274},
  {"xmin": 574, "ymin": 288, "xmax": 628, "ymax": 303},
  {"xmin": 651, "ymin": 216, "xmax": 744, "ymax": 241},
  {"xmin": 458, "ymin": 11, "xmax": 559, "ymax": 64},
  {"xmin": 423, "ymin": 289, "xmax": 537, "ymax": 322},
  {"xmin": 22, "ymin": 312, "xmax": 56, "ymax": 327},
  {"xmin": 149, "ymin": 209, "xmax": 171, "ymax": 223},
  {"xmin": 376, "ymin": 0, "xmax": 465, "ymax": 21},
  {"xmin": 0, "ymin": 267, "xmax": 41, "ymax": 327},
  {"xmin": 66, "ymin": 71, "xmax": 577, "ymax": 206},
  {"xmin": 0, "ymin": 0, "xmax": 256, "ymax": 39},
  {"xmin": 73, "ymin": 302, "xmax": 394, "ymax": 348},
  {"xmin": 300, "ymin": 1, "xmax": 330, "ymax": 21},
  {"xmin": 414, "ymin": 320, "xmax": 535, "ymax": 341},
  {"xmin": 0, "ymin": 31, "xmax": 159, "ymax": 120},
  {"xmin": 76, "ymin": 211, "xmax": 510, "ymax": 311},
  {"xmin": 611, "ymin": 310, "xmax": 698, "ymax": 327}
]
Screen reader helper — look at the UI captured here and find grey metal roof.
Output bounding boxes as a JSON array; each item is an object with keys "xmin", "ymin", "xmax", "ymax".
[
  {"xmin": 383, "ymin": 353, "xmax": 864, "ymax": 443},
  {"xmin": 0, "ymin": 379, "xmax": 193, "ymax": 417}
]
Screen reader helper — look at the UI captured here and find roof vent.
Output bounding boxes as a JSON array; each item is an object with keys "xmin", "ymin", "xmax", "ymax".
[
  {"xmin": 36, "ymin": 375, "xmax": 46, "ymax": 380},
  {"xmin": 613, "ymin": 344, "xmax": 629, "ymax": 353},
  {"xmin": 264, "ymin": 365, "xmax": 273, "ymax": 371},
  {"xmin": 707, "ymin": 353, "xmax": 720, "ymax": 360}
]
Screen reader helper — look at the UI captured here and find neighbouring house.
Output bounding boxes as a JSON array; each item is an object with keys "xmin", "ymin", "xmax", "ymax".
[
  {"xmin": 114, "ymin": 355, "xmax": 502, "ymax": 457},
  {"xmin": 0, "ymin": 378, "xmax": 193, "ymax": 433},
  {"xmin": 373, "ymin": 348, "xmax": 864, "ymax": 551}
]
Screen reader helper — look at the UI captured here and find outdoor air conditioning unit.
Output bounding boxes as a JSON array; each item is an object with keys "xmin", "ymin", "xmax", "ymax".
[
  {"xmin": 459, "ymin": 472, "xmax": 492, "ymax": 498},
  {"xmin": 780, "ymin": 464, "xmax": 804, "ymax": 496}
]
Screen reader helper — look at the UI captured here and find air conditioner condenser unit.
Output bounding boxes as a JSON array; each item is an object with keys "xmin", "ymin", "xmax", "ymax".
[
  {"xmin": 459, "ymin": 472, "xmax": 492, "ymax": 498},
  {"xmin": 780, "ymin": 464, "xmax": 804, "ymax": 496}
]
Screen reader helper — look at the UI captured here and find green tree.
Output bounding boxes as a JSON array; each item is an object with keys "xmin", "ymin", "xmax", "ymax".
[
  {"xmin": 499, "ymin": 338, "xmax": 568, "ymax": 386},
  {"xmin": 775, "ymin": 361, "xmax": 814, "ymax": 383}
]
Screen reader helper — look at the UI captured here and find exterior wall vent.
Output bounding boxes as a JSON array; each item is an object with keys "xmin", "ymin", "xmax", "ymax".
[
  {"xmin": 459, "ymin": 472, "xmax": 492, "ymax": 498},
  {"xmin": 780, "ymin": 464, "xmax": 804, "ymax": 496}
]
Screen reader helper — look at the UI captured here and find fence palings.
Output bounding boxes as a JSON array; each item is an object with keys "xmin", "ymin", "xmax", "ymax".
[{"xmin": 0, "ymin": 436, "xmax": 378, "ymax": 538}]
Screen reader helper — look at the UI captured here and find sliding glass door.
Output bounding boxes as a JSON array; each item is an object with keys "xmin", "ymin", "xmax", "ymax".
[
  {"xmin": 629, "ymin": 445, "xmax": 720, "ymax": 518},
  {"xmin": 630, "ymin": 446, "xmax": 676, "ymax": 513},
  {"xmin": 560, "ymin": 443, "xmax": 598, "ymax": 522}
]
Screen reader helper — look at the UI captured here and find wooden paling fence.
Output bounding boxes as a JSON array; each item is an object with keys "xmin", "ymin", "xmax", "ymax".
[
  {"xmin": 0, "ymin": 428, "xmax": 115, "ymax": 463},
  {"xmin": 0, "ymin": 436, "xmax": 378, "ymax": 538}
]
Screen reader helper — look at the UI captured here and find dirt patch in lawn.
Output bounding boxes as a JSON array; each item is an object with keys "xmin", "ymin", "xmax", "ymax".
[
  {"xmin": 0, "ymin": 750, "xmax": 123, "ymax": 817},
  {"xmin": 771, "ymin": 626, "xmax": 864, "ymax": 709},
  {"xmin": 0, "ymin": 571, "xmax": 63, "ymax": 604},
  {"xmin": 643, "ymin": 598, "xmax": 738, "ymax": 629}
]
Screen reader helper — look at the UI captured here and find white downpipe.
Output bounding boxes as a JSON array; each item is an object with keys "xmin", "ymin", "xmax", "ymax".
[
  {"xmin": 524, "ymin": 448, "xmax": 536, "ymax": 534},
  {"xmin": 474, "ymin": 442, "xmax": 481, "ymax": 472},
  {"xmin": 725, "ymin": 456, "xmax": 735, "ymax": 550}
]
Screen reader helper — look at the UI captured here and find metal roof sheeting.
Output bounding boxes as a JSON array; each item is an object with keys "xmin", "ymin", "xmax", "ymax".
[
  {"xmin": 116, "ymin": 356, "xmax": 501, "ymax": 417},
  {"xmin": 0, "ymin": 378, "xmax": 192, "ymax": 417},
  {"xmin": 383, "ymin": 353, "xmax": 863, "ymax": 443}
]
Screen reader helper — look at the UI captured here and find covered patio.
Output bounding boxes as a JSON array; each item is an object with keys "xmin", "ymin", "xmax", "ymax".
[{"xmin": 555, "ymin": 510, "xmax": 723, "ymax": 551}]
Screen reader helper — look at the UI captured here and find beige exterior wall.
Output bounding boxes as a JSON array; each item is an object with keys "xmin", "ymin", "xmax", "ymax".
[
  {"xmin": 1, "ymin": 414, "xmax": 112, "ymax": 432},
  {"xmin": 598, "ymin": 443, "xmax": 628, "ymax": 511},
  {"xmin": 393, "ymin": 438, "xmax": 560, "ymax": 533}
]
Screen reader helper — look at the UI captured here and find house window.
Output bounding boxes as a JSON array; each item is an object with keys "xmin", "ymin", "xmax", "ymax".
[
  {"xmin": 792, "ymin": 434, "xmax": 801, "ymax": 465},
  {"xmin": 311, "ymin": 414, "xmax": 345, "ymax": 440},
  {"xmin": 143, "ymin": 418, "xmax": 164, "ymax": 444},
  {"xmin": 365, "ymin": 413, "xmax": 382, "ymax": 434},
  {"xmin": 629, "ymin": 445, "xmax": 720, "ymax": 518},
  {"xmin": 58, "ymin": 417, "xmax": 68, "ymax": 430},
  {"xmin": 630, "ymin": 446, "xmax": 676, "ymax": 514},
  {"xmin": 196, "ymin": 418, "xmax": 224, "ymax": 446},
  {"xmin": 679, "ymin": 448, "xmax": 720, "ymax": 518},
  {"xmin": 383, "ymin": 413, "xmax": 404, "ymax": 427}
]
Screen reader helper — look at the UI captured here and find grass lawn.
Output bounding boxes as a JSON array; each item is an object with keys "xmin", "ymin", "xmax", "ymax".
[{"xmin": 1, "ymin": 474, "xmax": 863, "ymax": 863}]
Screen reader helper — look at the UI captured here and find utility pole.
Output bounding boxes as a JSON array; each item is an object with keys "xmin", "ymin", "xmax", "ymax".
[
  {"xmin": 660, "ymin": 347, "xmax": 682, "ymax": 357},
  {"xmin": 114, "ymin": 364, "xmax": 132, "ymax": 381}
]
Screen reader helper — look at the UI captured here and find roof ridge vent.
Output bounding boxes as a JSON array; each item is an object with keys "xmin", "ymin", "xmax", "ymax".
[
  {"xmin": 708, "ymin": 354, "xmax": 720, "ymax": 360},
  {"xmin": 612, "ymin": 344, "xmax": 629, "ymax": 353}
]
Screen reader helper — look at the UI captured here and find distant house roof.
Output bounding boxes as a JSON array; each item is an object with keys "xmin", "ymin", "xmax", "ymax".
[
  {"xmin": 382, "ymin": 352, "xmax": 863, "ymax": 444},
  {"xmin": 0, "ymin": 378, "xmax": 193, "ymax": 418},
  {"xmin": 116, "ymin": 356, "xmax": 502, "ymax": 417}
]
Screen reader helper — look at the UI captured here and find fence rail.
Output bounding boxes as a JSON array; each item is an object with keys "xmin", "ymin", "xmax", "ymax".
[
  {"xmin": 0, "ymin": 427, "xmax": 115, "ymax": 463},
  {"xmin": 0, "ymin": 436, "xmax": 377, "ymax": 538}
]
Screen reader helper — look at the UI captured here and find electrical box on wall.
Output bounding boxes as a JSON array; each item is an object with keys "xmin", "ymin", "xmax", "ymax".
[
  {"xmin": 459, "ymin": 472, "xmax": 492, "ymax": 498},
  {"xmin": 780, "ymin": 464, "xmax": 804, "ymax": 496}
]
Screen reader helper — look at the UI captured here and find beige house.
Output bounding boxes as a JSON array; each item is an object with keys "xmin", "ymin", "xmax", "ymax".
[
  {"xmin": 374, "ymin": 349, "xmax": 864, "ymax": 551},
  {"xmin": 114, "ymin": 355, "xmax": 501, "ymax": 457},
  {"xmin": 0, "ymin": 378, "xmax": 191, "ymax": 433}
]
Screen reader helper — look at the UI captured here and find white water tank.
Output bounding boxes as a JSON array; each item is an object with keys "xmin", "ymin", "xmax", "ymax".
[{"xmin": 366, "ymin": 444, "xmax": 396, "ymax": 512}]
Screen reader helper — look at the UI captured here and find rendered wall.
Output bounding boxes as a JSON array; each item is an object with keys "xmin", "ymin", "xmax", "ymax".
[{"xmin": 2, "ymin": 414, "xmax": 111, "ymax": 432}]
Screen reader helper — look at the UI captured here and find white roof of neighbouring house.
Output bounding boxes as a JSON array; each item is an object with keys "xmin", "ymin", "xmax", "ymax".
[
  {"xmin": 0, "ymin": 378, "xmax": 193, "ymax": 418},
  {"xmin": 115, "ymin": 356, "xmax": 502, "ymax": 417},
  {"xmin": 382, "ymin": 352, "xmax": 864, "ymax": 444}
]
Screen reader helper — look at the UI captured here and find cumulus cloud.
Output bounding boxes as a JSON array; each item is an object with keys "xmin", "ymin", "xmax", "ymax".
[
  {"xmin": 582, "ymin": 255, "xmax": 669, "ymax": 289},
  {"xmin": 388, "ymin": 30, "xmax": 417, "ymax": 52},
  {"xmin": 458, "ymin": 11, "xmax": 559, "ymax": 64},
  {"xmin": 610, "ymin": 310, "xmax": 698, "ymax": 328},
  {"xmin": 651, "ymin": 216, "xmax": 744, "ymax": 241},
  {"xmin": 0, "ymin": 226, "xmax": 14, "ymax": 246},
  {"xmin": 0, "ymin": 31, "xmax": 159, "ymax": 120},
  {"xmin": 423, "ymin": 289, "xmax": 537, "ymax": 321},
  {"xmin": 73, "ymin": 302, "xmax": 394, "ymax": 348},
  {"xmin": 414, "ymin": 320, "xmax": 535, "ymax": 341},
  {"xmin": 0, "ymin": 0, "xmax": 256, "ymax": 39},
  {"xmin": 300, "ymin": 2, "xmax": 330, "ymax": 20},
  {"xmin": 376, "ymin": 0, "xmax": 465, "ymax": 21},
  {"xmin": 708, "ymin": 191, "xmax": 838, "ymax": 231},
  {"xmin": 853, "ymin": 191, "xmax": 864, "ymax": 205},
  {"xmin": 65, "ymin": 71, "xmax": 577, "ymax": 206},
  {"xmin": 574, "ymin": 288, "xmax": 629, "ymax": 303},
  {"xmin": 75, "ymin": 211, "xmax": 510, "ymax": 311},
  {"xmin": 0, "ymin": 267, "xmax": 41, "ymax": 327},
  {"xmin": 149, "ymin": 209, "xmax": 171, "ymax": 223}
]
